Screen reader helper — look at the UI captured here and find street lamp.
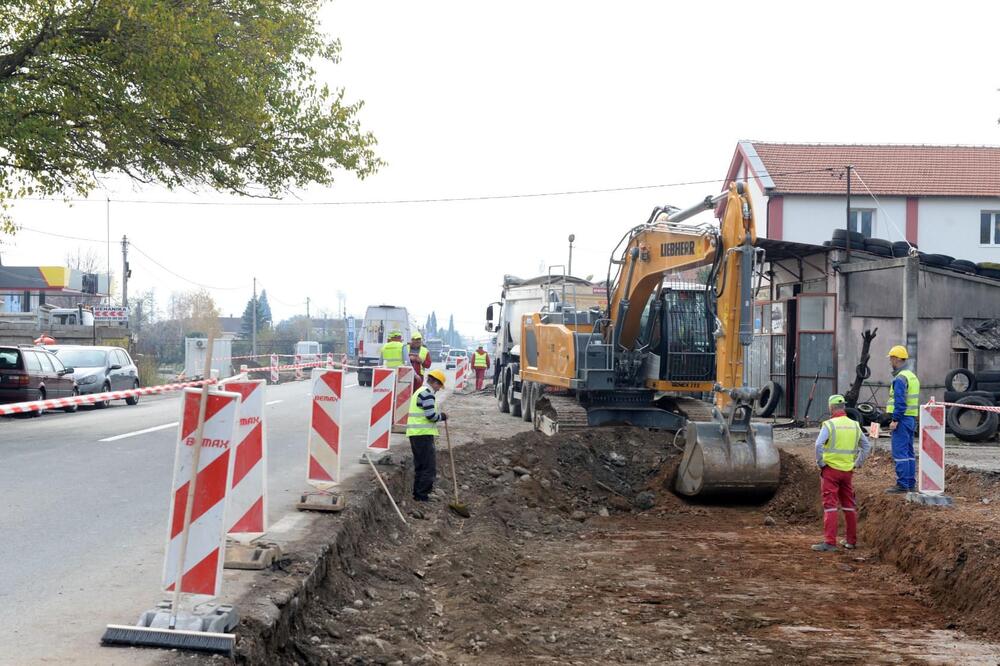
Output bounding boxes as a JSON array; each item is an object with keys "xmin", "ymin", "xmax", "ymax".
[{"xmin": 568, "ymin": 234, "xmax": 575, "ymax": 277}]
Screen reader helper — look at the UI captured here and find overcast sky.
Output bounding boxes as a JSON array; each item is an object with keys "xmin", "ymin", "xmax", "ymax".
[{"xmin": 2, "ymin": 1, "xmax": 999, "ymax": 337}]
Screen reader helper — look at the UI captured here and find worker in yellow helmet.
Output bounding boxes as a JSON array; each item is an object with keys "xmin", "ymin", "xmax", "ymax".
[
  {"xmin": 811, "ymin": 395, "xmax": 871, "ymax": 552},
  {"xmin": 885, "ymin": 345, "xmax": 919, "ymax": 494},
  {"xmin": 406, "ymin": 369, "xmax": 448, "ymax": 502},
  {"xmin": 380, "ymin": 330, "xmax": 405, "ymax": 368},
  {"xmin": 406, "ymin": 331, "xmax": 432, "ymax": 390}
]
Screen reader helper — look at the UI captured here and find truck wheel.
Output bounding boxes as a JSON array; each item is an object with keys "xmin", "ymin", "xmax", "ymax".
[
  {"xmin": 509, "ymin": 381, "xmax": 522, "ymax": 418},
  {"xmin": 521, "ymin": 382, "xmax": 534, "ymax": 422},
  {"xmin": 497, "ymin": 372, "xmax": 510, "ymax": 413}
]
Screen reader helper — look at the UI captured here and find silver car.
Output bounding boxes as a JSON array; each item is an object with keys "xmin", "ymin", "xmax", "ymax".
[{"xmin": 49, "ymin": 345, "xmax": 141, "ymax": 408}]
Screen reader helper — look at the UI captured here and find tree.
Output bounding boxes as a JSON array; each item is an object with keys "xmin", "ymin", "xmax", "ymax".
[
  {"xmin": 258, "ymin": 290, "xmax": 273, "ymax": 327},
  {"xmin": 240, "ymin": 292, "xmax": 271, "ymax": 338},
  {"xmin": 129, "ymin": 287, "xmax": 157, "ymax": 334},
  {"xmin": 0, "ymin": 1, "xmax": 383, "ymax": 232},
  {"xmin": 64, "ymin": 248, "xmax": 103, "ymax": 273}
]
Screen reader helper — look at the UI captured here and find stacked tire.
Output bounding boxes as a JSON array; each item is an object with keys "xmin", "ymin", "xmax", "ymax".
[{"xmin": 943, "ymin": 368, "xmax": 1000, "ymax": 442}]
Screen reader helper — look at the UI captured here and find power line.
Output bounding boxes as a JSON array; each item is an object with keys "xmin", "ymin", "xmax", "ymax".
[
  {"xmin": 11, "ymin": 167, "xmax": 838, "ymax": 207},
  {"xmin": 127, "ymin": 243, "xmax": 249, "ymax": 291},
  {"xmin": 16, "ymin": 225, "xmax": 106, "ymax": 243}
]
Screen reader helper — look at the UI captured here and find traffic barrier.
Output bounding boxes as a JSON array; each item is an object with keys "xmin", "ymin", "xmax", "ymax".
[
  {"xmin": 393, "ymin": 366, "xmax": 414, "ymax": 432},
  {"xmin": 918, "ymin": 402, "xmax": 946, "ymax": 495},
  {"xmin": 326, "ymin": 352, "xmax": 335, "ymax": 369},
  {"xmin": 270, "ymin": 354, "xmax": 279, "ymax": 383},
  {"xmin": 455, "ymin": 357, "xmax": 468, "ymax": 391},
  {"xmin": 366, "ymin": 367, "xmax": 395, "ymax": 453},
  {"xmin": 0, "ymin": 378, "xmax": 217, "ymax": 416},
  {"xmin": 294, "ymin": 354, "xmax": 304, "ymax": 381},
  {"xmin": 219, "ymin": 379, "xmax": 268, "ymax": 540},
  {"xmin": 163, "ymin": 387, "xmax": 241, "ymax": 598},
  {"xmin": 306, "ymin": 369, "xmax": 344, "ymax": 486}
]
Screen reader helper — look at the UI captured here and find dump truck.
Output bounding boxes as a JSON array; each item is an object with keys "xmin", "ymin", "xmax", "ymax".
[{"xmin": 516, "ymin": 183, "xmax": 780, "ymax": 498}]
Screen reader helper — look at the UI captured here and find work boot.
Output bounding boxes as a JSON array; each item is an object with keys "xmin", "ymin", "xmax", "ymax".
[
  {"xmin": 811, "ymin": 542, "xmax": 838, "ymax": 552},
  {"xmin": 841, "ymin": 541, "xmax": 857, "ymax": 550},
  {"xmin": 884, "ymin": 486, "xmax": 907, "ymax": 494}
]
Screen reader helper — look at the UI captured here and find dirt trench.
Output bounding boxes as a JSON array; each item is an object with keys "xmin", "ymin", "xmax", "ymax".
[{"xmin": 263, "ymin": 395, "xmax": 1000, "ymax": 665}]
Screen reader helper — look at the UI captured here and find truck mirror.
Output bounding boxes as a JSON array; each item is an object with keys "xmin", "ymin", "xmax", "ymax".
[{"xmin": 485, "ymin": 304, "xmax": 495, "ymax": 332}]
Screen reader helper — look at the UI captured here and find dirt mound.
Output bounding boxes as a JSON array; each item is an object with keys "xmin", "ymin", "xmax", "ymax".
[{"xmin": 761, "ymin": 450, "xmax": 821, "ymax": 523}]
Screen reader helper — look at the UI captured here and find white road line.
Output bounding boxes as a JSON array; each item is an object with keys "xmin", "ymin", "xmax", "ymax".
[
  {"xmin": 266, "ymin": 400, "xmax": 284, "ymax": 406},
  {"xmin": 99, "ymin": 421, "xmax": 177, "ymax": 442},
  {"xmin": 346, "ymin": 383, "xmax": 358, "ymax": 388}
]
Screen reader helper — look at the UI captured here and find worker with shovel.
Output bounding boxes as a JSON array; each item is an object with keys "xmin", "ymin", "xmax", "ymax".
[
  {"xmin": 812, "ymin": 395, "xmax": 872, "ymax": 552},
  {"xmin": 885, "ymin": 345, "xmax": 919, "ymax": 494},
  {"xmin": 406, "ymin": 369, "xmax": 448, "ymax": 502}
]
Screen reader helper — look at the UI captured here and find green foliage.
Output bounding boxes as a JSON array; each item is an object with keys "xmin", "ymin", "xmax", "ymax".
[
  {"xmin": 240, "ymin": 291, "xmax": 272, "ymax": 338},
  {"xmin": 0, "ymin": 1, "xmax": 382, "ymax": 230}
]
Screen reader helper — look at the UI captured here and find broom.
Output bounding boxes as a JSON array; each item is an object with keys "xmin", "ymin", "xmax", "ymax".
[{"xmin": 443, "ymin": 420, "xmax": 470, "ymax": 518}]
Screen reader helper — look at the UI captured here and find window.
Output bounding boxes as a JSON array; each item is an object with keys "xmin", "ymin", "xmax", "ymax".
[
  {"xmin": 49, "ymin": 354, "xmax": 65, "ymax": 373},
  {"xmin": 118, "ymin": 349, "xmax": 133, "ymax": 366},
  {"xmin": 849, "ymin": 209, "xmax": 875, "ymax": 238},
  {"xmin": 23, "ymin": 352, "xmax": 42, "ymax": 372},
  {"xmin": 981, "ymin": 212, "xmax": 1000, "ymax": 245}
]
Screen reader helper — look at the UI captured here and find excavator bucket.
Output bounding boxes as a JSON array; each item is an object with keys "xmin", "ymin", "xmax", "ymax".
[{"xmin": 674, "ymin": 410, "xmax": 781, "ymax": 498}]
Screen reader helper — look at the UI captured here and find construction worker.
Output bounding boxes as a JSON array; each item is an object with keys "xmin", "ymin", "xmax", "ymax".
[
  {"xmin": 406, "ymin": 332, "xmax": 432, "ymax": 390},
  {"xmin": 886, "ymin": 345, "xmax": 920, "ymax": 493},
  {"xmin": 812, "ymin": 394, "xmax": 871, "ymax": 552},
  {"xmin": 472, "ymin": 343, "xmax": 490, "ymax": 390},
  {"xmin": 380, "ymin": 330, "xmax": 405, "ymax": 368},
  {"xmin": 406, "ymin": 369, "xmax": 448, "ymax": 502}
]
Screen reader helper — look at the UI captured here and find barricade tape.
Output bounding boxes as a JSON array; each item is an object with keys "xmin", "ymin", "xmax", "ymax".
[
  {"xmin": 927, "ymin": 398, "xmax": 1000, "ymax": 414},
  {"xmin": 0, "ymin": 378, "xmax": 219, "ymax": 416}
]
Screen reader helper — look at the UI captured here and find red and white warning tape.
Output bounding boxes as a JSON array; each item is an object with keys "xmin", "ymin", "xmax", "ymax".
[
  {"xmin": 0, "ymin": 378, "xmax": 218, "ymax": 416},
  {"xmin": 928, "ymin": 397, "xmax": 1000, "ymax": 414}
]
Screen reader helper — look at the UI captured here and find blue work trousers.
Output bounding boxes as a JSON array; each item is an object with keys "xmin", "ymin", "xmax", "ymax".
[{"xmin": 891, "ymin": 416, "xmax": 916, "ymax": 490}]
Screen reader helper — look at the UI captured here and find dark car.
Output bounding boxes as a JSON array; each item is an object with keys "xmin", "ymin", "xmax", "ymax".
[
  {"xmin": 0, "ymin": 345, "xmax": 78, "ymax": 415},
  {"xmin": 49, "ymin": 345, "xmax": 140, "ymax": 408}
]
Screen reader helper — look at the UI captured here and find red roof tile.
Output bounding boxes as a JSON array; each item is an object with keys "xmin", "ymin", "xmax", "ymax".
[{"xmin": 749, "ymin": 142, "xmax": 1000, "ymax": 197}]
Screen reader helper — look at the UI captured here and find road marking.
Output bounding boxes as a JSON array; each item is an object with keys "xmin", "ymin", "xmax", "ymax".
[
  {"xmin": 99, "ymin": 421, "xmax": 177, "ymax": 442},
  {"xmin": 266, "ymin": 400, "xmax": 284, "ymax": 406},
  {"xmin": 346, "ymin": 383, "xmax": 358, "ymax": 388}
]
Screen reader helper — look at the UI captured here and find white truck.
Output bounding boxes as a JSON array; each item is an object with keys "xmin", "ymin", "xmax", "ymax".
[
  {"xmin": 356, "ymin": 304, "xmax": 411, "ymax": 386},
  {"xmin": 294, "ymin": 340, "xmax": 321, "ymax": 364},
  {"xmin": 485, "ymin": 274, "xmax": 604, "ymax": 417}
]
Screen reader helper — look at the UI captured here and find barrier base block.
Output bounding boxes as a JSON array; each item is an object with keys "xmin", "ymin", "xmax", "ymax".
[
  {"xmin": 223, "ymin": 541, "xmax": 282, "ymax": 570},
  {"xmin": 139, "ymin": 602, "xmax": 239, "ymax": 634},
  {"xmin": 359, "ymin": 452, "xmax": 395, "ymax": 466},
  {"xmin": 296, "ymin": 492, "xmax": 346, "ymax": 513},
  {"xmin": 391, "ymin": 424, "xmax": 406, "ymax": 434},
  {"xmin": 905, "ymin": 492, "xmax": 954, "ymax": 507}
]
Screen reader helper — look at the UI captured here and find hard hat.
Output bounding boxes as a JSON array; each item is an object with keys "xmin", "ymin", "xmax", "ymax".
[
  {"xmin": 427, "ymin": 369, "xmax": 446, "ymax": 386},
  {"xmin": 887, "ymin": 345, "xmax": 909, "ymax": 360},
  {"xmin": 389, "ymin": 329, "xmax": 402, "ymax": 339},
  {"xmin": 412, "ymin": 332, "xmax": 423, "ymax": 339},
  {"xmin": 828, "ymin": 394, "xmax": 846, "ymax": 406}
]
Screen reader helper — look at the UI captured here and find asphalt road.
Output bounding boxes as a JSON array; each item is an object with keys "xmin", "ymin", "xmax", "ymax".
[{"xmin": 0, "ymin": 370, "xmax": 399, "ymax": 665}]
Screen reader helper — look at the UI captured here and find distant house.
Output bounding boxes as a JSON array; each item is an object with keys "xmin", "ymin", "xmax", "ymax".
[
  {"xmin": 725, "ymin": 141, "xmax": 1000, "ymax": 263},
  {"xmin": 219, "ymin": 316, "xmax": 243, "ymax": 341}
]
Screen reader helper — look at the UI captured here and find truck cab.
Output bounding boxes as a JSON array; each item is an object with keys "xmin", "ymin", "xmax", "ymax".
[{"xmin": 356, "ymin": 305, "xmax": 411, "ymax": 386}]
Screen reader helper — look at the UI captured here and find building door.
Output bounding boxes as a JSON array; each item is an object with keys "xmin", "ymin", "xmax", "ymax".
[
  {"xmin": 794, "ymin": 294, "xmax": 837, "ymax": 422},
  {"xmin": 747, "ymin": 300, "xmax": 791, "ymax": 417}
]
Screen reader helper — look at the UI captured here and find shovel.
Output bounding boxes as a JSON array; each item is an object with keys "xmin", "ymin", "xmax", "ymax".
[{"xmin": 443, "ymin": 420, "xmax": 470, "ymax": 518}]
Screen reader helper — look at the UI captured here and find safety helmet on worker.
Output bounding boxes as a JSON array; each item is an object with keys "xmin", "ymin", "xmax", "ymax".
[
  {"xmin": 412, "ymin": 332, "xmax": 423, "ymax": 340},
  {"xmin": 427, "ymin": 369, "xmax": 446, "ymax": 386},
  {"xmin": 887, "ymin": 345, "xmax": 909, "ymax": 360},
  {"xmin": 389, "ymin": 330, "xmax": 402, "ymax": 340},
  {"xmin": 828, "ymin": 394, "xmax": 846, "ymax": 407}
]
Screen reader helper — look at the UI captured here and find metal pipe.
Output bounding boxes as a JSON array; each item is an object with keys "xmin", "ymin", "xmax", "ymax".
[
  {"xmin": 664, "ymin": 190, "xmax": 730, "ymax": 225},
  {"xmin": 613, "ymin": 247, "xmax": 640, "ymax": 349}
]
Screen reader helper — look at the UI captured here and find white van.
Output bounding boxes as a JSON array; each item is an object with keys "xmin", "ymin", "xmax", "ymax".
[
  {"xmin": 294, "ymin": 340, "xmax": 321, "ymax": 363},
  {"xmin": 357, "ymin": 305, "xmax": 410, "ymax": 386}
]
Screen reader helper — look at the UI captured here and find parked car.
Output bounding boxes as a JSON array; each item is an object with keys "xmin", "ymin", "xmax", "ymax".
[
  {"xmin": 445, "ymin": 349, "xmax": 468, "ymax": 370},
  {"xmin": 49, "ymin": 345, "xmax": 140, "ymax": 408},
  {"xmin": 0, "ymin": 345, "xmax": 78, "ymax": 415}
]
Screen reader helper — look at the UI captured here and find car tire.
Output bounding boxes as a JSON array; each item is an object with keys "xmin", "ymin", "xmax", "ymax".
[
  {"xmin": 754, "ymin": 381, "xmax": 782, "ymax": 417},
  {"xmin": 892, "ymin": 241, "xmax": 916, "ymax": 257},
  {"xmin": 921, "ymin": 253, "xmax": 953, "ymax": 267},
  {"xmin": 32, "ymin": 388, "xmax": 45, "ymax": 417},
  {"xmin": 844, "ymin": 406, "xmax": 863, "ymax": 424},
  {"xmin": 832, "ymin": 228, "xmax": 865, "ymax": 245},
  {"xmin": 125, "ymin": 381, "xmax": 140, "ymax": 405},
  {"xmin": 950, "ymin": 260, "xmax": 978, "ymax": 274},
  {"xmin": 63, "ymin": 387, "xmax": 80, "ymax": 413},
  {"xmin": 497, "ymin": 372, "xmax": 510, "ymax": 413},
  {"xmin": 943, "ymin": 390, "xmax": 994, "ymax": 403},
  {"xmin": 947, "ymin": 395, "xmax": 999, "ymax": 442},
  {"xmin": 977, "ymin": 370, "xmax": 1000, "ymax": 384},
  {"xmin": 96, "ymin": 382, "xmax": 112, "ymax": 408},
  {"xmin": 944, "ymin": 368, "xmax": 976, "ymax": 393}
]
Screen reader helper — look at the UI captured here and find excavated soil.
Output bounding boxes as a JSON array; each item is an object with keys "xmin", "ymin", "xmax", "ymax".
[{"xmin": 258, "ymin": 396, "xmax": 1000, "ymax": 665}]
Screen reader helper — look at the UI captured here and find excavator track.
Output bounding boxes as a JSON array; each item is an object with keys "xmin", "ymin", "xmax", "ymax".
[
  {"xmin": 670, "ymin": 397, "xmax": 717, "ymax": 425},
  {"xmin": 533, "ymin": 395, "xmax": 589, "ymax": 436}
]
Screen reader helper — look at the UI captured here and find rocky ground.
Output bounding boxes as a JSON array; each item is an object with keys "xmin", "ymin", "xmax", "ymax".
[{"xmin": 258, "ymin": 391, "xmax": 1000, "ymax": 665}]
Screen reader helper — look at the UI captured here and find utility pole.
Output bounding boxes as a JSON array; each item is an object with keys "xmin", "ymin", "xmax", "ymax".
[
  {"xmin": 568, "ymin": 234, "xmax": 575, "ymax": 277},
  {"xmin": 121, "ymin": 235, "xmax": 130, "ymax": 309},
  {"xmin": 251, "ymin": 277, "xmax": 257, "ymax": 357},
  {"xmin": 306, "ymin": 297, "xmax": 310, "ymax": 318}
]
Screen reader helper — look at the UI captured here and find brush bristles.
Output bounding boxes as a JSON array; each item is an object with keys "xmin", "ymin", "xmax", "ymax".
[{"xmin": 101, "ymin": 625, "xmax": 234, "ymax": 657}]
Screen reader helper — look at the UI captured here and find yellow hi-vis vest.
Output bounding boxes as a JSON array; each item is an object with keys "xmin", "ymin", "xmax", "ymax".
[
  {"xmin": 406, "ymin": 386, "xmax": 438, "ymax": 436},
  {"xmin": 474, "ymin": 351, "xmax": 488, "ymax": 368},
  {"xmin": 887, "ymin": 368, "xmax": 920, "ymax": 417},
  {"xmin": 821, "ymin": 415, "xmax": 862, "ymax": 472},
  {"xmin": 408, "ymin": 345, "xmax": 429, "ymax": 363},
  {"xmin": 381, "ymin": 340, "xmax": 404, "ymax": 368}
]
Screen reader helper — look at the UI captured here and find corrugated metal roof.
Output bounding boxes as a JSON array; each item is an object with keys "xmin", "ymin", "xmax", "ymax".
[{"xmin": 955, "ymin": 320, "xmax": 1000, "ymax": 351}]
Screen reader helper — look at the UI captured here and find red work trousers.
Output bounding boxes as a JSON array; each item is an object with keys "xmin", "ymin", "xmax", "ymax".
[
  {"xmin": 821, "ymin": 466, "xmax": 857, "ymax": 546},
  {"xmin": 474, "ymin": 368, "xmax": 486, "ymax": 390}
]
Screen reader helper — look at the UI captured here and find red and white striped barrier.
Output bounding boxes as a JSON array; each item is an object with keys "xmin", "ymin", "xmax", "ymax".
[
  {"xmin": 270, "ymin": 354, "xmax": 279, "ymax": 384},
  {"xmin": 220, "ymin": 379, "xmax": 268, "ymax": 540},
  {"xmin": 294, "ymin": 354, "xmax": 304, "ymax": 381},
  {"xmin": 918, "ymin": 402, "xmax": 946, "ymax": 495},
  {"xmin": 326, "ymin": 352, "xmax": 334, "ymax": 369},
  {"xmin": 366, "ymin": 367, "xmax": 395, "ymax": 453},
  {"xmin": 162, "ymin": 387, "xmax": 240, "ymax": 598},
  {"xmin": 455, "ymin": 357, "xmax": 468, "ymax": 391},
  {"xmin": 0, "ymin": 378, "xmax": 217, "ymax": 416},
  {"xmin": 935, "ymin": 398, "xmax": 1000, "ymax": 414},
  {"xmin": 393, "ymin": 366, "xmax": 414, "ymax": 430},
  {"xmin": 307, "ymin": 369, "xmax": 343, "ymax": 487}
]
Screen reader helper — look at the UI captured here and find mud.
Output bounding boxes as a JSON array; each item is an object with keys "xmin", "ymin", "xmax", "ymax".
[{"xmin": 256, "ymin": 396, "xmax": 1000, "ymax": 665}]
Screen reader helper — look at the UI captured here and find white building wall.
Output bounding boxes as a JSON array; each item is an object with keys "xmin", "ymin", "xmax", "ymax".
[
  {"xmin": 782, "ymin": 196, "xmax": 908, "ymax": 245},
  {"xmin": 918, "ymin": 197, "xmax": 1000, "ymax": 263}
]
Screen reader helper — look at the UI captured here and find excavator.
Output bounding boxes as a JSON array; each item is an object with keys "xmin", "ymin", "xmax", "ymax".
[{"xmin": 518, "ymin": 182, "xmax": 780, "ymax": 498}]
